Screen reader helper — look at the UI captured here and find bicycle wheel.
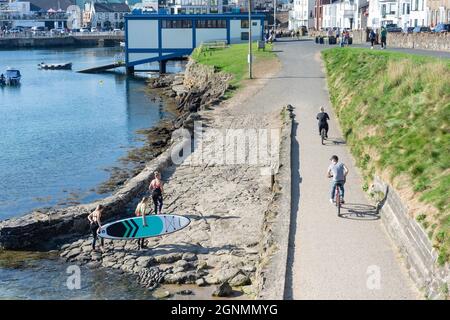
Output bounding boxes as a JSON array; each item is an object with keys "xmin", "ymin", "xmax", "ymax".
[{"xmin": 336, "ymin": 187, "xmax": 341, "ymax": 216}]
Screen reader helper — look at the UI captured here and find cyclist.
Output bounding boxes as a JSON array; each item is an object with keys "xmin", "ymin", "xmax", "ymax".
[
  {"xmin": 327, "ymin": 155, "xmax": 349, "ymax": 204},
  {"xmin": 316, "ymin": 107, "xmax": 330, "ymax": 139}
]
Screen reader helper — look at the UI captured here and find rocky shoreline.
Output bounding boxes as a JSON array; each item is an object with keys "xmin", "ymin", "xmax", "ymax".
[{"xmin": 1, "ymin": 58, "xmax": 288, "ymax": 298}]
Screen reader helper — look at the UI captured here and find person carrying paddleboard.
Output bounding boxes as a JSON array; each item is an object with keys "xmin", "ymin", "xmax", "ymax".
[
  {"xmin": 87, "ymin": 204, "xmax": 104, "ymax": 251},
  {"xmin": 149, "ymin": 171, "xmax": 164, "ymax": 215},
  {"xmin": 135, "ymin": 196, "xmax": 150, "ymax": 249}
]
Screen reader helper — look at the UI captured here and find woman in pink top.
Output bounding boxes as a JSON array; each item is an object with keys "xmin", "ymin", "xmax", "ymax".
[{"xmin": 149, "ymin": 171, "xmax": 164, "ymax": 215}]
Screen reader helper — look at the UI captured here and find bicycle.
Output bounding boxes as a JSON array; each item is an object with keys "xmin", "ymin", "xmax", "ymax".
[{"xmin": 321, "ymin": 128, "xmax": 327, "ymax": 145}]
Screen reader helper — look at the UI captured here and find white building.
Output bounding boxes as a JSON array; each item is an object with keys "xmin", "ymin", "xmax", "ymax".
[
  {"xmin": 288, "ymin": 0, "xmax": 314, "ymax": 30},
  {"xmin": 125, "ymin": 13, "xmax": 265, "ymax": 71},
  {"xmin": 409, "ymin": 0, "xmax": 427, "ymax": 26},
  {"xmin": 158, "ymin": 0, "xmax": 225, "ymax": 14},
  {"xmin": 368, "ymin": 0, "xmax": 399, "ymax": 27},
  {"xmin": 398, "ymin": 0, "xmax": 411, "ymax": 29},
  {"xmin": 85, "ymin": 2, "xmax": 130, "ymax": 29},
  {"xmin": 322, "ymin": 0, "xmax": 358, "ymax": 29}
]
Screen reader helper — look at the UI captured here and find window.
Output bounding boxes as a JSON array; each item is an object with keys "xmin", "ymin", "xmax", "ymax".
[
  {"xmin": 241, "ymin": 20, "xmax": 249, "ymax": 28},
  {"xmin": 241, "ymin": 32, "xmax": 249, "ymax": 40},
  {"xmin": 195, "ymin": 20, "xmax": 226, "ymax": 28},
  {"xmin": 407, "ymin": 4, "xmax": 410, "ymax": 14},
  {"xmin": 161, "ymin": 19, "xmax": 192, "ymax": 28},
  {"xmin": 252, "ymin": 21, "xmax": 257, "ymax": 26}
]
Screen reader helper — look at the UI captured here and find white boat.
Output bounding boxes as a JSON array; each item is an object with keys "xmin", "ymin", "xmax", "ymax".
[{"xmin": 5, "ymin": 68, "xmax": 21, "ymax": 85}]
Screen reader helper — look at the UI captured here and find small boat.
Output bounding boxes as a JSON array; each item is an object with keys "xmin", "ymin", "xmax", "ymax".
[
  {"xmin": 5, "ymin": 68, "xmax": 21, "ymax": 85},
  {"xmin": 38, "ymin": 62, "xmax": 72, "ymax": 70}
]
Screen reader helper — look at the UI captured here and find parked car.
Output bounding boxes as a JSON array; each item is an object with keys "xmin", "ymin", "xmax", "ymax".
[
  {"xmin": 7, "ymin": 27, "xmax": 22, "ymax": 34},
  {"xmin": 90, "ymin": 27, "xmax": 99, "ymax": 33},
  {"xmin": 80, "ymin": 28, "xmax": 90, "ymax": 33},
  {"xmin": 432, "ymin": 23, "xmax": 450, "ymax": 33},
  {"xmin": 404, "ymin": 27, "xmax": 415, "ymax": 33},
  {"xmin": 112, "ymin": 28, "xmax": 122, "ymax": 33},
  {"xmin": 31, "ymin": 26, "xmax": 46, "ymax": 35},
  {"xmin": 385, "ymin": 24, "xmax": 403, "ymax": 33},
  {"xmin": 50, "ymin": 28, "xmax": 65, "ymax": 35},
  {"xmin": 413, "ymin": 26, "xmax": 431, "ymax": 33},
  {"xmin": 70, "ymin": 28, "xmax": 80, "ymax": 33}
]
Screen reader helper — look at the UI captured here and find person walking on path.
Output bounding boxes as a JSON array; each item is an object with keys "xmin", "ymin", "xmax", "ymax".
[
  {"xmin": 380, "ymin": 26, "xmax": 387, "ymax": 49},
  {"xmin": 87, "ymin": 204, "xmax": 105, "ymax": 251},
  {"xmin": 369, "ymin": 29, "xmax": 376, "ymax": 49},
  {"xmin": 135, "ymin": 196, "xmax": 150, "ymax": 250},
  {"xmin": 149, "ymin": 171, "xmax": 164, "ymax": 215},
  {"xmin": 327, "ymin": 155, "xmax": 349, "ymax": 204},
  {"xmin": 316, "ymin": 107, "xmax": 330, "ymax": 138}
]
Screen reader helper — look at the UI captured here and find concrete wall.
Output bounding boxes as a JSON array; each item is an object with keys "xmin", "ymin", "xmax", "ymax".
[
  {"xmin": 195, "ymin": 28, "xmax": 227, "ymax": 46},
  {"xmin": 128, "ymin": 52, "xmax": 158, "ymax": 63},
  {"xmin": 229, "ymin": 19, "xmax": 261, "ymax": 43},
  {"xmin": 372, "ymin": 176, "xmax": 449, "ymax": 299},
  {"xmin": 127, "ymin": 20, "xmax": 158, "ymax": 49},
  {"xmin": 162, "ymin": 29, "xmax": 192, "ymax": 48},
  {"xmin": 257, "ymin": 106, "xmax": 293, "ymax": 300}
]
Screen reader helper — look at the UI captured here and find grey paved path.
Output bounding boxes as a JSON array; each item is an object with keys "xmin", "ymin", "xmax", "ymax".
[{"xmin": 236, "ymin": 39, "xmax": 420, "ymax": 299}]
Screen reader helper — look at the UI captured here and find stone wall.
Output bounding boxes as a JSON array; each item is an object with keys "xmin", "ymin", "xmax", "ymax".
[
  {"xmin": 256, "ymin": 106, "xmax": 293, "ymax": 300},
  {"xmin": 386, "ymin": 32, "xmax": 450, "ymax": 51},
  {"xmin": 0, "ymin": 148, "xmax": 173, "ymax": 250},
  {"xmin": 309, "ymin": 30, "xmax": 450, "ymax": 52},
  {"xmin": 0, "ymin": 37, "xmax": 111, "ymax": 49},
  {"xmin": 372, "ymin": 176, "xmax": 449, "ymax": 299}
]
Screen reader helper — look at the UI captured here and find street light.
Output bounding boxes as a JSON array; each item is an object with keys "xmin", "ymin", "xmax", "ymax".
[
  {"xmin": 248, "ymin": 0, "xmax": 252, "ymax": 79},
  {"xmin": 274, "ymin": 0, "xmax": 277, "ymax": 34}
]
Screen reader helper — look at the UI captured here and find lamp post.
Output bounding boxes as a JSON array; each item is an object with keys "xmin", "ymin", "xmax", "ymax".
[
  {"xmin": 248, "ymin": 0, "xmax": 252, "ymax": 79},
  {"xmin": 274, "ymin": 0, "xmax": 277, "ymax": 34}
]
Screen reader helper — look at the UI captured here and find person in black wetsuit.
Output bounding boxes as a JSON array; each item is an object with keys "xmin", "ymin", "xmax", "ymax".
[
  {"xmin": 316, "ymin": 107, "xmax": 330, "ymax": 138},
  {"xmin": 87, "ymin": 204, "xmax": 105, "ymax": 251},
  {"xmin": 149, "ymin": 171, "xmax": 163, "ymax": 215}
]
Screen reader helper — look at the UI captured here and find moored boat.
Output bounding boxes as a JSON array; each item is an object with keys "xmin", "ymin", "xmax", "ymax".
[
  {"xmin": 5, "ymin": 68, "xmax": 21, "ymax": 85},
  {"xmin": 38, "ymin": 62, "xmax": 72, "ymax": 70}
]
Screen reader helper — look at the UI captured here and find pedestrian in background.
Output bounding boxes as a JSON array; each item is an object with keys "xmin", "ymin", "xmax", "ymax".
[
  {"xmin": 380, "ymin": 26, "xmax": 387, "ymax": 49},
  {"xmin": 369, "ymin": 29, "xmax": 376, "ymax": 49}
]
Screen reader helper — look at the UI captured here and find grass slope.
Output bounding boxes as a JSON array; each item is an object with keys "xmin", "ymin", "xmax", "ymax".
[
  {"xmin": 191, "ymin": 42, "xmax": 276, "ymax": 95},
  {"xmin": 322, "ymin": 48, "xmax": 450, "ymax": 265}
]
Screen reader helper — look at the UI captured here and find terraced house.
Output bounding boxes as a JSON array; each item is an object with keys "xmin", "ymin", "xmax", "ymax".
[
  {"xmin": 84, "ymin": 2, "xmax": 130, "ymax": 29},
  {"xmin": 428, "ymin": 0, "xmax": 450, "ymax": 24}
]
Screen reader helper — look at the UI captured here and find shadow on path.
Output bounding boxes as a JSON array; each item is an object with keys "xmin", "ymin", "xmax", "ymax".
[
  {"xmin": 284, "ymin": 120, "xmax": 300, "ymax": 300},
  {"xmin": 322, "ymin": 137, "xmax": 347, "ymax": 146},
  {"xmin": 339, "ymin": 203, "xmax": 380, "ymax": 221}
]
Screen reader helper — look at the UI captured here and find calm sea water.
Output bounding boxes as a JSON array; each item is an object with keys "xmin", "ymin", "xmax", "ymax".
[
  {"xmin": 0, "ymin": 47, "xmax": 185, "ymax": 299},
  {"xmin": 0, "ymin": 47, "xmax": 183, "ymax": 220},
  {"xmin": 0, "ymin": 257, "xmax": 155, "ymax": 300}
]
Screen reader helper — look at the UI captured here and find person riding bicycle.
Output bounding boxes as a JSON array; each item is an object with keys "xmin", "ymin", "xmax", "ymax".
[
  {"xmin": 327, "ymin": 155, "xmax": 349, "ymax": 204},
  {"xmin": 316, "ymin": 107, "xmax": 330, "ymax": 139}
]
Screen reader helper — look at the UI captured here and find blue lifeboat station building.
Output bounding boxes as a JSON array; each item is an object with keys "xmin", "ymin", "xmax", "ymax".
[{"xmin": 124, "ymin": 13, "xmax": 266, "ymax": 73}]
